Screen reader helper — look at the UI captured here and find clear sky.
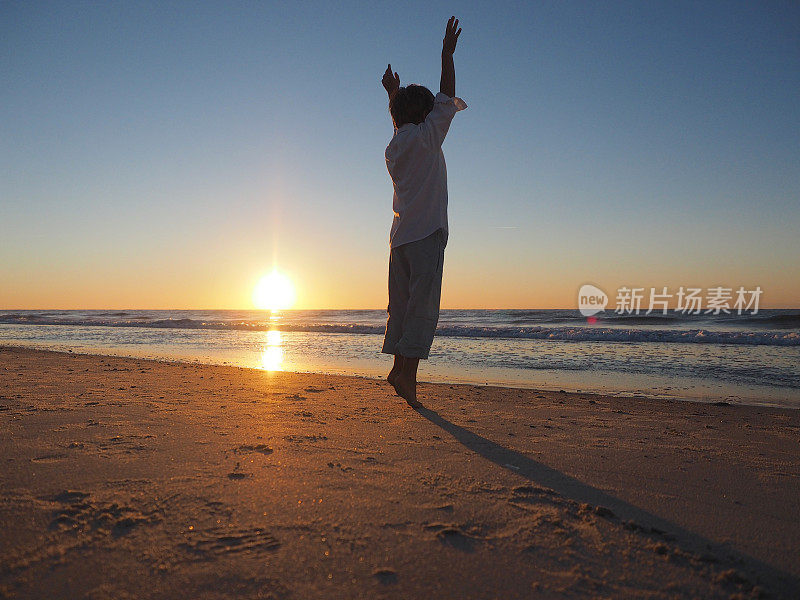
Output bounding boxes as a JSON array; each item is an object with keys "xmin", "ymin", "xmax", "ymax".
[{"xmin": 2, "ymin": 1, "xmax": 799, "ymax": 309}]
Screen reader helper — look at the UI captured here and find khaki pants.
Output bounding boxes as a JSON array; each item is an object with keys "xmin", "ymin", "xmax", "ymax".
[{"xmin": 381, "ymin": 228, "xmax": 447, "ymax": 359}]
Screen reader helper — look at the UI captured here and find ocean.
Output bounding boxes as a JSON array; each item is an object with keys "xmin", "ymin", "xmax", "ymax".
[{"xmin": 1, "ymin": 309, "xmax": 798, "ymax": 408}]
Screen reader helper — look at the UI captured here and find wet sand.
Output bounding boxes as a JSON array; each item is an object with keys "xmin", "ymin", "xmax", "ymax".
[{"xmin": 1, "ymin": 346, "xmax": 799, "ymax": 599}]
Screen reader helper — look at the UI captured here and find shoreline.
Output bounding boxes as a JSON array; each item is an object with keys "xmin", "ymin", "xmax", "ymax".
[
  {"xmin": 1, "ymin": 342, "xmax": 795, "ymax": 410},
  {"xmin": 2, "ymin": 346, "xmax": 799, "ymax": 598}
]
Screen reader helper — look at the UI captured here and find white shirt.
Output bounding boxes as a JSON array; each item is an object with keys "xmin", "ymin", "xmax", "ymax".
[{"xmin": 385, "ymin": 92, "xmax": 467, "ymax": 248}]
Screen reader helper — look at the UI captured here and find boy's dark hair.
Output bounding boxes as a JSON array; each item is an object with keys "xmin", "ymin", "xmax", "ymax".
[{"xmin": 389, "ymin": 84, "xmax": 435, "ymax": 127}]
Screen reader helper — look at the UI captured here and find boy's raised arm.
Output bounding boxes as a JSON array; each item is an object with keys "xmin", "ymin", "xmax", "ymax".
[{"xmin": 440, "ymin": 16, "xmax": 461, "ymax": 98}]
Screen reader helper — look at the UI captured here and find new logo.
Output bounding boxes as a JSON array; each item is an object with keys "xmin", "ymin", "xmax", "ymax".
[{"xmin": 578, "ymin": 284, "xmax": 608, "ymax": 317}]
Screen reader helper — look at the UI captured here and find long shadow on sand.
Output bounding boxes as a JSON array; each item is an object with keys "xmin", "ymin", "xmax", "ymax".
[{"xmin": 411, "ymin": 402, "xmax": 798, "ymax": 598}]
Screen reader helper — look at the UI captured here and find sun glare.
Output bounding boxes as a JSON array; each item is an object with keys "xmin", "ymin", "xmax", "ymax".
[{"xmin": 253, "ymin": 270, "xmax": 296, "ymax": 311}]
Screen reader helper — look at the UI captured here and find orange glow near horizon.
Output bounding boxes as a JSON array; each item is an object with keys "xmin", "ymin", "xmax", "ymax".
[{"xmin": 1, "ymin": 255, "xmax": 798, "ymax": 310}]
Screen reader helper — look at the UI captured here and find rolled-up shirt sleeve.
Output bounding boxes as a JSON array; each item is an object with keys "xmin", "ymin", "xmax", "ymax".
[{"xmin": 419, "ymin": 92, "xmax": 467, "ymax": 149}]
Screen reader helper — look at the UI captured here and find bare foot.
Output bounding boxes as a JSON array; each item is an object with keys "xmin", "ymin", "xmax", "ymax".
[
  {"xmin": 405, "ymin": 397, "xmax": 423, "ymax": 409},
  {"xmin": 387, "ymin": 368, "xmax": 400, "ymax": 388},
  {"xmin": 388, "ymin": 370, "xmax": 402, "ymax": 399},
  {"xmin": 388, "ymin": 355, "xmax": 404, "ymax": 394},
  {"xmin": 393, "ymin": 373, "xmax": 419, "ymax": 407}
]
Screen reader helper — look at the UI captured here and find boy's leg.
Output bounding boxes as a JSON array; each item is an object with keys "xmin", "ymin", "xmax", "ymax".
[
  {"xmin": 382, "ymin": 245, "xmax": 411, "ymax": 373},
  {"xmin": 394, "ymin": 229, "xmax": 446, "ymax": 403},
  {"xmin": 395, "ymin": 229, "xmax": 446, "ymax": 360}
]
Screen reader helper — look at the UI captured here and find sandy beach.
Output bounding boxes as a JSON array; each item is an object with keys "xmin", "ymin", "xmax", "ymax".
[{"xmin": 1, "ymin": 346, "xmax": 798, "ymax": 599}]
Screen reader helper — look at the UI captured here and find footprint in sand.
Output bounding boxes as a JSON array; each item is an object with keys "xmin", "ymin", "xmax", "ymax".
[
  {"xmin": 227, "ymin": 461, "xmax": 252, "ymax": 480},
  {"xmin": 49, "ymin": 490, "xmax": 160, "ymax": 535},
  {"xmin": 52, "ymin": 490, "xmax": 89, "ymax": 503},
  {"xmin": 284, "ymin": 434, "xmax": 327, "ymax": 443},
  {"xmin": 372, "ymin": 568, "xmax": 398, "ymax": 584},
  {"xmin": 421, "ymin": 503, "xmax": 454, "ymax": 512},
  {"xmin": 179, "ymin": 526, "xmax": 280, "ymax": 557},
  {"xmin": 31, "ymin": 452, "xmax": 68, "ymax": 463},
  {"xmin": 327, "ymin": 461, "xmax": 353, "ymax": 472},
  {"xmin": 233, "ymin": 444, "xmax": 274, "ymax": 455},
  {"xmin": 424, "ymin": 523, "xmax": 475, "ymax": 551},
  {"xmin": 512, "ymin": 484, "xmax": 552, "ymax": 495}
]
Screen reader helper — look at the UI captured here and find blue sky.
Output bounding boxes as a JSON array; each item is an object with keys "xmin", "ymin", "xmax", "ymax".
[{"xmin": 2, "ymin": 1, "xmax": 798, "ymax": 308}]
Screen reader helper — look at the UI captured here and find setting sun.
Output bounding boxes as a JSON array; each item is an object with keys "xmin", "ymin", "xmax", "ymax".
[{"xmin": 253, "ymin": 270, "xmax": 296, "ymax": 311}]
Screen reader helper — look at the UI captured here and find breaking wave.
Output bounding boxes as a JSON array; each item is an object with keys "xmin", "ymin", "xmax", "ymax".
[{"xmin": 0, "ymin": 313, "xmax": 797, "ymax": 346}]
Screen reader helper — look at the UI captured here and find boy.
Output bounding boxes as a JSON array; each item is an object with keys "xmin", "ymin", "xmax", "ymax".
[{"xmin": 380, "ymin": 16, "xmax": 466, "ymax": 406}]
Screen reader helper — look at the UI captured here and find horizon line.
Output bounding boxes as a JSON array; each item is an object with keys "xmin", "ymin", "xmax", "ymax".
[{"xmin": 2, "ymin": 306, "xmax": 799, "ymax": 312}]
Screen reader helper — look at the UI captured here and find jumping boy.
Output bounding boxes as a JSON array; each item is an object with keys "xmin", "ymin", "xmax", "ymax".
[{"xmin": 380, "ymin": 16, "xmax": 466, "ymax": 406}]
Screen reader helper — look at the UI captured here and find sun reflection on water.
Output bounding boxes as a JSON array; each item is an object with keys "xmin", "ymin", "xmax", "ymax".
[
  {"xmin": 266, "ymin": 329, "xmax": 281, "ymax": 346},
  {"xmin": 260, "ymin": 325, "xmax": 284, "ymax": 372}
]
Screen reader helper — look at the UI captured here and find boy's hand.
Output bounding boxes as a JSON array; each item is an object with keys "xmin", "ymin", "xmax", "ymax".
[
  {"xmin": 382, "ymin": 64, "xmax": 400, "ymax": 98},
  {"xmin": 442, "ymin": 16, "xmax": 461, "ymax": 55}
]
